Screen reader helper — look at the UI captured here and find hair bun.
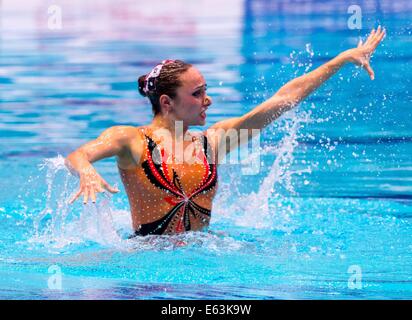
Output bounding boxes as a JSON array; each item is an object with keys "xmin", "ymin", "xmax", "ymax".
[{"xmin": 138, "ymin": 75, "xmax": 148, "ymax": 97}]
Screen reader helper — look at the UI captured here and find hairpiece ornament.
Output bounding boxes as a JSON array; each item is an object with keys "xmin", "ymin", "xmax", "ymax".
[{"xmin": 143, "ymin": 59, "xmax": 175, "ymax": 94}]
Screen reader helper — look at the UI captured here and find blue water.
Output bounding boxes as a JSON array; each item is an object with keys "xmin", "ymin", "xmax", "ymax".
[{"xmin": 1, "ymin": 0, "xmax": 412, "ymax": 299}]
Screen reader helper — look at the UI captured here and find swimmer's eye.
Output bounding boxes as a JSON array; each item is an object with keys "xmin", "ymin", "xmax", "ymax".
[{"xmin": 192, "ymin": 86, "xmax": 207, "ymax": 97}]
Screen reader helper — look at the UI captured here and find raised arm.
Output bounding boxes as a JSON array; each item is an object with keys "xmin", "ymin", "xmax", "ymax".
[
  {"xmin": 65, "ymin": 125, "xmax": 137, "ymax": 204},
  {"xmin": 208, "ymin": 26, "xmax": 385, "ymax": 154}
]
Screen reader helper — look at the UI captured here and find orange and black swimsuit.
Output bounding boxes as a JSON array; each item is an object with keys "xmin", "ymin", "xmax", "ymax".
[{"xmin": 119, "ymin": 128, "xmax": 218, "ymax": 236}]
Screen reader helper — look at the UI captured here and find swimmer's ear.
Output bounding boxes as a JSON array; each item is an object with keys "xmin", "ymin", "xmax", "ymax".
[{"xmin": 159, "ymin": 94, "xmax": 174, "ymax": 114}]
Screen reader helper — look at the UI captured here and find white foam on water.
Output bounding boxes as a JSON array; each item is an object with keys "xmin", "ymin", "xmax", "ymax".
[
  {"xmin": 29, "ymin": 156, "xmax": 247, "ymax": 253},
  {"xmin": 29, "ymin": 156, "xmax": 129, "ymax": 251},
  {"xmin": 213, "ymin": 109, "xmax": 314, "ymax": 232}
]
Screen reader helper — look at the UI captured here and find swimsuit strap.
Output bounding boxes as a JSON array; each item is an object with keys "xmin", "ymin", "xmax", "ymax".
[{"xmin": 142, "ymin": 127, "xmax": 214, "ymax": 165}]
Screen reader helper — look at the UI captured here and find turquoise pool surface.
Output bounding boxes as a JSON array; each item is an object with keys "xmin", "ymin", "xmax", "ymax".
[{"xmin": 0, "ymin": 0, "xmax": 411, "ymax": 299}]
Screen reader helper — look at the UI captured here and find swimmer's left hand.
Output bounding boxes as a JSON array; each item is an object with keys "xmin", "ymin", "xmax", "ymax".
[{"xmin": 341, "ymin": 26, "xmax": 386, "ymax": 80}]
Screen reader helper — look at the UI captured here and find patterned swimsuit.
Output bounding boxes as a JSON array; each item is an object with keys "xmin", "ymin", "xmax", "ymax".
[{"xmin": 119, "ymin": 128, "xmax": 218, "ymax": 236}]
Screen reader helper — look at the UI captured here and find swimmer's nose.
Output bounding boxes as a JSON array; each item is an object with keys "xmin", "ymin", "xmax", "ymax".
[{"xmin": 204, "ymin": 95, "xmax": 212, "ymax": 107}]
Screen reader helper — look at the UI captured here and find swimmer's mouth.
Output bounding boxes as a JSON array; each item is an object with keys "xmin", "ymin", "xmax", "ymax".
[{"xmin": 200, "ymin": 111, "xmax": 206, "ymax": 119}]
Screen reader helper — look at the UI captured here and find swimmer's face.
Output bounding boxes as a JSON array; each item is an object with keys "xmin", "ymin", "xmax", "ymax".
[{"xmin": 170, "ymin": 67, "xmax": 212, "ymax": 126}]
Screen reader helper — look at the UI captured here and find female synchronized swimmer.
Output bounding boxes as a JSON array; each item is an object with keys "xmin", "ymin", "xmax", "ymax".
[{"xmin": 66, "ymin": 27, "xmax": 385, "ymax": 237}]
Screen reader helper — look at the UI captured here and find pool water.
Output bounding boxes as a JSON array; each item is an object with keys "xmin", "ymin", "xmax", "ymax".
[{"xmin": 1, "ymin": 0, "xmax": 411, "ymax": 299}]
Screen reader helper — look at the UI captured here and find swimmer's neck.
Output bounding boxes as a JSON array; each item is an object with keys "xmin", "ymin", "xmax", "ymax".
[{"xmin": 149, "ymin": 114, "xmax": 189, "ymax": 139}]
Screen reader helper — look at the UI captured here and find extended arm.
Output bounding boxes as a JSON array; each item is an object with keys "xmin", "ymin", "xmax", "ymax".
[{"xmin": 208, "ymin": 27, "xmax": 385, "ymax": 153}]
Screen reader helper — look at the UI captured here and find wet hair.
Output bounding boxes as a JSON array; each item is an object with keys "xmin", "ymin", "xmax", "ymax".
[{"xmin": 138, "ymin": 59, "xmax": 192, "ymax": 115}]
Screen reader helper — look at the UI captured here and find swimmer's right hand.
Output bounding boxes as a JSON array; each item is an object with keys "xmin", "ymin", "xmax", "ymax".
[{"xmin": 69, "ymin": 167, "xmax": 119, "ymax": 205}]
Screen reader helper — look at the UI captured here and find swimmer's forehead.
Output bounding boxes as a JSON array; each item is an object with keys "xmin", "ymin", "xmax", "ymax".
[{"xmin": 180, "ymin": 67, "xmax": 207, "ymax": 90}]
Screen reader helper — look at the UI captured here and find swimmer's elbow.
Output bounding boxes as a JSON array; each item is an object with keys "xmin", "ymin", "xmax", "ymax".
[
  {"xmin": 271, "ymin": 93, "xmax": 299, "ymax": 111},
  {"xmin": 65, "ymin": 151, "xmax": 76, "ymax": 166},
  {"xmin": 66, "ymin": 149, "xmax": 85, "ymax": 163},
  {"xmin": 65, "ymin": 149, "xmax": 90, "ymax": 176},
  {"xmin": 251, "ymin": 95, "xmax": 296, "ymax": 128},
  {"xmin": 64, "ymin": 154, "xmax": 76, "ymax": 175}
]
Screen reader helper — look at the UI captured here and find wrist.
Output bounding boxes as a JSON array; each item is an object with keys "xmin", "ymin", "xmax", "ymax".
[
  {"xmin": 79, "ymin": 165, "xmax": 96, "ymax": 176},
  {"xmin": 337, "ymin": 50, "xmax": 353, "ymax": 64},
  {"xmin": 323, "ymin": 53, "xmax": 347, "ymax": 75}
]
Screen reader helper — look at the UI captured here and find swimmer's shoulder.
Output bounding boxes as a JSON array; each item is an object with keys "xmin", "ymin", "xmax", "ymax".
[
  {"xmin": 109, "ymin": 125, "xmax": 148, "ymax": 169},
  {"xmin": 101, "ymin": 125, "xmax": 142, "ymax": 145},
  {"xmin": 104, "ymin": 125, "xmax": 147, "ymax": 140}
]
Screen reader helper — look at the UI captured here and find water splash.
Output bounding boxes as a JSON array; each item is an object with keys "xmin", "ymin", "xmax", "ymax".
[
  {"xmin": 288, "ymin": 43, "xmax": 316, "ymax": 76},
  {"xmin": 30, "ymin": 155, "xmax": 127, "ymax": 251},
  {"xmin": 29, "ymin": 156, "xmax": 248, "ymax": 254},
  {"xmin": 125, "ymin": 230, "xmax": 245, "ymax": 253},
  {"xmin": 305, "ymin": 43, "xmax": 314, "ymax": 58},
  {"xmin": 214, "ymin": 109, "xmax": 313, "ymax": 232},
  {"xmin": 33, "ymin": 155, "xmax": 72, "ymax": 237}
]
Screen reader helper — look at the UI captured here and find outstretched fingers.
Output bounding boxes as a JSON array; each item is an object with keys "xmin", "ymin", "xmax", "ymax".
[
  {"xmin": 364, "ymin": 28, "xmax": 376, "ymax": 46},
  {"xmin": 102, "ymin": 180, "xmax": 120, "ymax": 194},
  {"xmin": 83, "ymin": 185, "xmax": 90, "ymax": 204},
  {"xmin": 68, "ymin": 179, "xmax": 119, "ymax": 205},
  {"xmin": 364, "ymin": 26, "xmax": 385, "ymax": 50},
  {"xmin": 90, "ymin": 185, "xmax": 97, "ymax": 203},
  {"xmin": 363, "ymin": 62, "xmax": 375, "ymax": 80},
  {"xmin": 371, "ymin": 27, "xmax": 386, "ymax": 49},
  {"xmin": 69, "ymin": 189, "xmax": 82, "ymax": 204},
  {"xmin": 95, "ymin": 185, "xmax": 105, "ymax": 193}
]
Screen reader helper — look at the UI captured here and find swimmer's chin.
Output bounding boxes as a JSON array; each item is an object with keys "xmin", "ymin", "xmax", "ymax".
[
  {"xmin": 190, "ymin": 119, "xmax": 206, "ymax": 126},
  {"xmin": 198, "ymin": 117, "xmax": 207, "ymax": 126}
]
